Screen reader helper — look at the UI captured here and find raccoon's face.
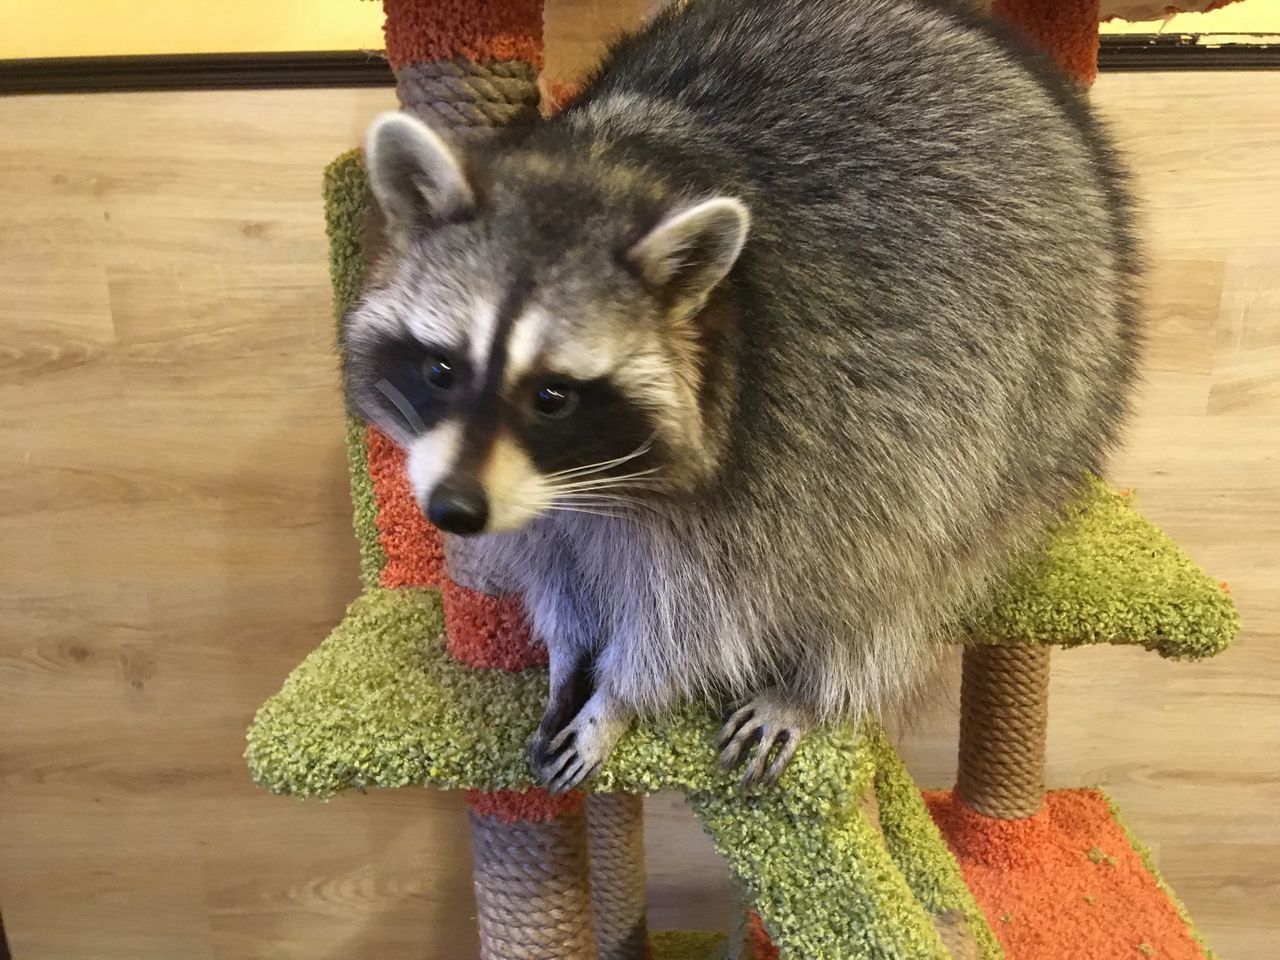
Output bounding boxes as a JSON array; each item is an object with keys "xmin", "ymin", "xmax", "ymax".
[{"xmin": 342, "ymin": 113, "xmax": 749, "ymax": 535}]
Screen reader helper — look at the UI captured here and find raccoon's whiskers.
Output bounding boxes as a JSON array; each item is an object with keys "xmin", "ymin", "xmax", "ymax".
[
  {"xmin": 534, "ymin": 489, "xmax": 655, "ymax": 522},
  {"xmin": 542, "ymin": 503, "xmax": 638, "ymax": 521},
  {"xmin": 556, "ymin": 491, "xmax": 642, "ymax": 503},
  {"xmin": 557, "ymin": 492, "xmax": 654, "ymax": 512},
  {"xmin": 542, "ymin": 435, "xmax": 657, "ymax": 482},
  {"xmin": 550, "ymin": 468, "xmax": 661, "ymax": 494}
]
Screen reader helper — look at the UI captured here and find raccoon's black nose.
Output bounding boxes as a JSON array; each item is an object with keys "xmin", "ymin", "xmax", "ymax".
[{"xmin": 427, "ymin": 482, "xmax": 489, "ymax": 535}]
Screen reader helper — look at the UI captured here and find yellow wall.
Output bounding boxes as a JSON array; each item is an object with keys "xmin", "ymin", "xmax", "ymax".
[
  {"xmin": 2, "ymin": 0, "xmax": 1277, "ymax": 60},
  {"xmin": 1101, "ymin": 0, "xmax": 1280, "ymax": 34},
  {"xmin": 0, "ymin": 0, "xmax": 385, "ymax": 59}
]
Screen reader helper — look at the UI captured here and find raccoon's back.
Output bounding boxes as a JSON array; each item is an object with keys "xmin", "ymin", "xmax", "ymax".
[
  {"xmin": 580, "ymin": 0, "xmax": 1141, "ymax": 469},
  {"xmin": 573, "ymin": 0, "xmax": 1141, "ymax": 637},
  {"xmin": 582, "ymin": 0, "xmax": 1135, "ymax": 267}
]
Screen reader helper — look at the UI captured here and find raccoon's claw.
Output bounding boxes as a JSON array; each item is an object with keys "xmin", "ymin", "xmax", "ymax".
[
  {"xmin": 529, "ymin": 691, "xmax": 626, "ymax": 795},
  {"xmin": 718, "ymin": 695, "xmax": 810, "ymax": 788}
]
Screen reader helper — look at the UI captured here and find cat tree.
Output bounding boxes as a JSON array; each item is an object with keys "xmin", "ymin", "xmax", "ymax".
[{"xmin": 247, "ymin": 2, "xmax": 1240, "ymax": 957}]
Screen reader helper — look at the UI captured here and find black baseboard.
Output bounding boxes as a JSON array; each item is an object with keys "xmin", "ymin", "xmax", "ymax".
[
  {"xmin": 0, "ymin": 50, "xmax": 394, "ymax": 95},
  {"xmin": 1099, "ymin": 33, "xmax": 1280, "ymax": 71},
  {"xmin": 0, "ymin": 36, "xmax": 1277, "ymax": 96}
]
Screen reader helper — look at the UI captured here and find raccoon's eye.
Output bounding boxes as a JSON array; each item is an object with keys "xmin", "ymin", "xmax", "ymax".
[
  {"xmin": 533, "ymin": 383, "xmax": 579, "ymax": 419},
  {"xmin": 424, "ymin": 354, "xmax": 456, "ymax": 391}
]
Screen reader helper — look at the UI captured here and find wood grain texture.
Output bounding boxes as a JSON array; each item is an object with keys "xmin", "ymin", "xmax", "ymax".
[{"xmin": 0, "ymin": 55, "xmax": 1275, "ymax": 960}]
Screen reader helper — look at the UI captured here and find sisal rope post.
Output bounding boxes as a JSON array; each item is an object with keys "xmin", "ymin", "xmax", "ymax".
[
  {"xmin": 446, "ymin": 537, "xmax": 597, "ymax": 960},
  {"xmin": 470, "ymin": 801, "xmax": 597, "ymax": 959},
  {"xmin": 383, "ymin": 0, "xmax": 544, "ymax": 143},
  {"xmin": 956, "ymin": 643, "xmax": 1051, "ymax": 820},
  {"xmin": 954, "ymin": 0, "xmax": 1102, "ymax": 824},
  {"xmin": 587, "ymin": 793, "xmax": 649, "ymax": 960},
  {"xmin": 397, "ymin": 58, "xmax": 541, "ymax": 139},
  {"xmin": 377, "ymin": 2, "xmax": 597, "ymax": 958},
  {"xmin": 955, "ymin": 0, "xmax": 1098, "ymax": 833}
]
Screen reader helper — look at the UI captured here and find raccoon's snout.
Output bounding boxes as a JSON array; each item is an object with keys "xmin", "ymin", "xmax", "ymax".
[{"xmin": 427, "ymin": 480, "xmax": 489, "ymax": 536}]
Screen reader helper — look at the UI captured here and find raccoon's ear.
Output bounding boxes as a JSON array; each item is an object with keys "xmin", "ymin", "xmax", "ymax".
[
  {"xmin": 365, "ymin": 111, "xmax": 475, "ymax": 249},
  {"xmin": 627, "ymin": 197, "xmax": 750, "ymax": 309}
]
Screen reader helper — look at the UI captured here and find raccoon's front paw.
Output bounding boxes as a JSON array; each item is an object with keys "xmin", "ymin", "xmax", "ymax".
[
  {"xmin": 529, "ymin": 691, "xmax": 627, "ymax": 795},
  {"xmin": 718, "ymin": 692, "xmax": 812, "ymax": 788}
]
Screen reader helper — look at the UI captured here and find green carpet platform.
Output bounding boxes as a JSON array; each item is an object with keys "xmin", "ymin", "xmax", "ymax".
[
  {"xmin": 249, "ymin": 589, "xmax": 999, "ymax": 958},
  {"xmin": 245, "ymin": 470, "xmax": 1236, "ymax": 800},
  {"xmin": 246, "ymin": 2, "xmax": 1240, "ymax": 958}
]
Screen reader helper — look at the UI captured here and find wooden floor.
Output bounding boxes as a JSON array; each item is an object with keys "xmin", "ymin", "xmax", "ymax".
[{"xmin": 0, "ymin": 68, "xmax": 1276, "ymax": 960}]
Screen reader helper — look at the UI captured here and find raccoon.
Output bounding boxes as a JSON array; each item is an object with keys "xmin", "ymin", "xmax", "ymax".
[{"xmin": 342, "ymin": 0, "xmax": 1140, "ymax": 792}]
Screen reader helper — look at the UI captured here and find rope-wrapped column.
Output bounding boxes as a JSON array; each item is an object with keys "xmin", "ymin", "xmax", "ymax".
[
  {"xmin": 397, "ymin": 58, "xmax": 541, "ymax": 139},
  {"xmin": 446, "ymin": 534, "xmax": 597, "ymax": 960},
  {"xmin": 377, "ymin": 3, "xmax": 595, "ymax": 958},
  {"xmin": 384, "ymin": 0, "xmax": 543, "ymax": 139},
  {"xmin": 587, "ymin": 793, "xmax": 648, "ymax": 960},
  {"xmin": 469, "ymin": 792, "xmax": 597, "ymax": 959},
  {"xmin": 956, "ymin": 643, "xmax": 1050, "ymax": 820},
  {"xmin": 952, "ymin": 0, "xmax": 1092, "ymax": 836}
]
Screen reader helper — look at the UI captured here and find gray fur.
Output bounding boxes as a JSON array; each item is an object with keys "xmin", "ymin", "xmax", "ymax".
[{"xmin": 345, "ymin": 0, "xmax": 1141, "ymax": 789}]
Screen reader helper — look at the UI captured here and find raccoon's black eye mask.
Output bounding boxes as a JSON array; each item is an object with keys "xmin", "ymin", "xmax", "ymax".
[
  {"xmin": 508, "ymin": 375, "xmax": 656, "ymax": 479},
  {"xmin": 352, "ymin": 335, "xmax": 469, "ymax": 436}
]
